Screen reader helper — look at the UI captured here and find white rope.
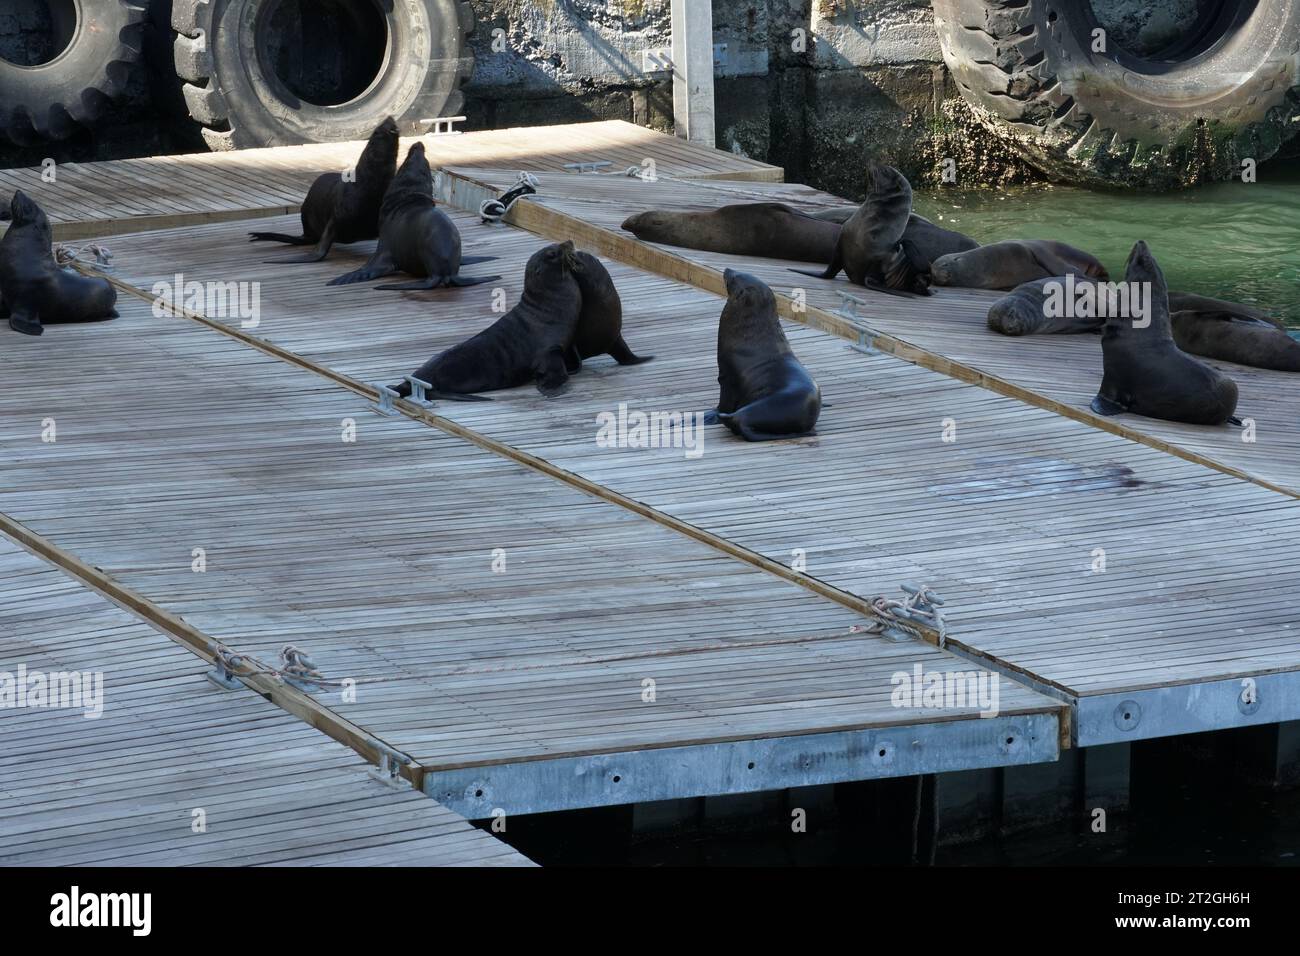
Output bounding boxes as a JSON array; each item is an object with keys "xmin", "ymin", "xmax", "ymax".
[
  {"xmin": 55, "ymin": 242, "xmax": 114, "ymax": 269},
  {"xmin": 479, "ymin": 171, "xmax": 539, "ymax": 223},
  {"xmin": 850, "ymin": 584, "xmax": 948, "ymax": 646}
]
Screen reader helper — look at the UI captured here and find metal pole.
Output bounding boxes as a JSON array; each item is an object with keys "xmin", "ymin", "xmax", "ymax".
[{"xmin": 670, "ymin": 0, "xmax": 716, "ymax": 147}]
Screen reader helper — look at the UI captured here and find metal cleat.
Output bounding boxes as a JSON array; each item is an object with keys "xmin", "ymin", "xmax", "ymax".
[
  {"xmin": 563, "ymin": 160, "xmax": 613, "ymax": 174},
  {"xmin": 836, "ymin": 291, "xmax": 880, "ymax": 355},
  {"xmin": 403, "ymin": 376, "xmax": 435, "ymax": 407},
  {"xmin": 425, "ymin": 115, "xmax": 465, "ymax": 136},
  {"xmin": 371, "ymin": 383, "xmax": 400, "ymax": 417},
  {"xmin": 206, "ymin": 650, "xmax": 245, "ymax": 691}
]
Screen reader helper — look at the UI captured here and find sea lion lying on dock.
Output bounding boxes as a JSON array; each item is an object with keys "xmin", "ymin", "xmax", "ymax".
[
  {"xmin": 989, "ymin": 276, "xmax": 1300, "ymax": 371},
  {"xmin": 0, "ymin": 191, "xmax": 118, "ymax": 336},
  {"xmin": 706, "ymin": 269, "xmax": 821, "ymax": 441},
  {"xmin": 251, "ymin": 116, "xmax": 399, "ymax": 264},
  {"xmin": 791, "ymin": 163, "xmax": 931, "ymax": 296},
  {"xmin": 327, "ymin": 142, "xmax": 498, "ymax": 290},
  {"xmin": 392, "ymin": 241, "xmax": 584, "ymax": 400},
  {"xmin": 1092, "ymin": 241, "xmax": 1239, "ymax": 426},
  {"xmin": 931, "ymin": 239, "xmax": 1108, "ymax": 290},
  {"xmin": 621, "ymin": 202, "xmax": 841, "ymax": 263}
]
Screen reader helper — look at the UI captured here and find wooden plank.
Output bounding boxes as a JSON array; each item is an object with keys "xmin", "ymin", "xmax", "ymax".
[{"xmin": 0, "ymin": 535, "xmax": 532, "ymax": 867}]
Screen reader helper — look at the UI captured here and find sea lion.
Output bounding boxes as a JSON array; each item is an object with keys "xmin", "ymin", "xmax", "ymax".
[
  {"xmin": 705, "ymin": 269, "xmax": 821, "ymax": 441},
  {"xmin": 806, "ymin": 206, "xmax": 979, "ymax": 263},
  {"xmin": 621, "ymin": 203, "xmax": 841, "ymax": 263},
  {"xmin": 250, "ymin": 116, "xmax": 400, "ymax": 264},
  {"xmin": 327, "ymin": 142, "xmax": 498, "ymax": 289},
  {"xmin": 570, "ymin": 251, "xmax": 652, "ymax": 366},
  {"xmin": 931, "ymin": 239, "xmax": 1107, "ymax": 290},
  {"xmin": 0, "ymin": 191, "xmax": 117, "ymax": 336},
  {"xmin": 792, "ymin": 164, "xmax": 931, "ymax": 296},
  {"xmin": 989, "ymin": 277, "xmax": 1300, "ymax": 370},
  {"xmin": 392, "ymin": 240, "xmax": 584, "ymax": 400},
  {"xmin": 1092, "ymin": 241, "xmax": 1238, "ymax": 426}
]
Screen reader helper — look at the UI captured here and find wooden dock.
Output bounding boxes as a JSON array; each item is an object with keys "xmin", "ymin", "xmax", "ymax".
[
  {"xmin": 437, "ymin": 167, "xmax": 1300, "ymax": 499},
  {"xmin": 0, "ymin": 121, "xmax": 780, "ymax": 241},
  {"xmin": 89, "ymin": 202, "xmax": 1300, "ymax": 752},
  {"xmin": 0, "ymin": 535, "xmax": 531, "ymax": 866},
  {"xmin": 2, "ymin": 122, "xmax": 1296, "ymax": 840}
]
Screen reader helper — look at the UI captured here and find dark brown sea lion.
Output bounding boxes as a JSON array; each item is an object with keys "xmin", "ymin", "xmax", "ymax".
[
  {"xmin": 570, "ymin": 251, "xmax": 652, "ymax": 366},
  {"xmin": 392, "ymin": 241, "xmax": 584, "ymax": 400},
  {"xmin": 792, "ymin": 164, "xmax": 931, "ymax": 296},
  {"xmin": 1092, "ymin": 242, "xmax": 1238, "ymax": 426},
  {"xmin": 0, "ymin": 191, "xmax": 117, "ymax": 337},
  {"xmin": 705, "ymin": 269, "xmax": 821, "ymax": 441},
  {"xmin": 250, "ymin": 117, "xmax": 400, "ymax": 263},
  {"xmin": 327, "ymin": 142, "xmax": 498, "ymax": 289},
  {"xmin": 931, "ymin": 240, "xmax": 1108, "ymax": 290},
  {"xmin": 621, "ymin": 202, "xmax": 841, "ymax": 263},
  {"xmin": 989, "ymin": 276, "xmax": 1300, "ymax": 371}
]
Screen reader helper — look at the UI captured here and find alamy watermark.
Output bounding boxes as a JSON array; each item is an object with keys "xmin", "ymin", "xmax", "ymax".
[
  {"xmin": 595, "ymin": 402, "xmax": 705, "ymax": 459},
  {"xmin": 1043, "ymin": 275, "xmax": 1151, "ymax": 328},
  {"xmin": 151, "ymin": 272, "xmax": 261, "ymax": 329},
  {"xmin": 0, "ymin": 665, "xmax": 103, "ymax": 719},
  {"xmin": 891, "ymin": 663, "xmax": 1000, "ymax": 718}
]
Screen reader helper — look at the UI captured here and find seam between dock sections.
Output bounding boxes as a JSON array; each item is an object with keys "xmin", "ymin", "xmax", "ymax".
[
  {"xmin": 0, "ymin": 511, "xmax": 429, "ymax": 789},
  {"xmin": 81, "ymin": 265, "xmax": 958, "ymax": 654},
  {"xmin": 436, "ymin": 172, "xmax": 1298, "ymax": 503}
]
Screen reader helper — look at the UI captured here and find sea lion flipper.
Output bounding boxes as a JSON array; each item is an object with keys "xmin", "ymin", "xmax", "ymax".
[
  {"xmin": 565, "ymin": 346, "xmax": 583, "ymax": 374},
  {"xmin": 703, "ymin": 409, "xmax": 721, "ymax": 425},
  {"xmin": 327, "ymin": 251, "xmax": 398, "ymax": 286},
  {"xmin": 444, "ymin": 274, "xmax": 502, "ymax": 288},
  {"xmin": 1090, "ymin": 394, "xmax": 1127, "ymax": 416},
  {"xmin": 609, "ymin": 337, "xmax": 653, "ymax": 366},
  {"xmin": 535, "ymin": 347, "xmax": 572, "ymax": 397},
  {"xmin": 459, "ymin": 256, "xmax": 498, "ymax": 267},
  {"xmin": 264, "ymin": 221, "xmax": 336, "ymax": 264},
  {"xmin": 8, "ymin": 308, "xmax": 44, "ymax": 336},
  {"xmin": 249, "ymin": 231, "xmax": 311, "ymax": 245},
  {"xmin": 375, "ymin": 278, "xmax": 444, "ymax": 291}
]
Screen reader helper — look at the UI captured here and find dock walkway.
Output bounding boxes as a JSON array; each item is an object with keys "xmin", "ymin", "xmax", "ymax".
[{"xmin": 0, "ymin": 536, "xmax": 531, "ymax": 866}]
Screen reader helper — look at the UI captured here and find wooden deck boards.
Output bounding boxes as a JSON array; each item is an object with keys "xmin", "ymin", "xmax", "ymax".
[
  {"xmin": 0, "ymin": 536, "xmax": 532, "ymax": 866},
  {"xmin": 0, "ymin": 291, "xmax": 1059, "ymax": 797},
  {"xmin": 89, "ymin": 212, "xmax": 1300, "ymax": 715},
  {"xmin": 0, "ymin": 122, "xmax": 780, "ymax": 241},
  {"xmin": 438, "ymin": 167, "xmax": 1300, "ymax": 499}
]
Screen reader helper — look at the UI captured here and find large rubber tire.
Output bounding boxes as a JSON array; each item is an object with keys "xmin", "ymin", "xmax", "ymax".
[
  {"xmin": 0, "ymin": 1, "xmax": 146, "ymax": 145},
  {"xmin": 172, "ymin": 0, "xmax": 475, "ymax": 151},
  {"xmin": 932, "ymin": 0, "xmax": 1300, "ymax": 189}
]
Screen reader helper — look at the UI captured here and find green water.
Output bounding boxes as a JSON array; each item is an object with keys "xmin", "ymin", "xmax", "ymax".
[{"xmin": 913, "ymin": 163, "xmax": 1300, "ymax": 328}]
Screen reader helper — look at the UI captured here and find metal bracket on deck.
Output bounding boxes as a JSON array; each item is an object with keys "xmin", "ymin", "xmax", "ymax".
[
  {"xmin": 563, "ymin": 160, "xmax": 613, "ymax": 174},
  {"xmin": 402, "ymin": 376, "xmax": 435, "ymax": 407},
  {"xmin": 835, "ymin": 292, "xmax": 881, "ymax": 355},
  {"xmin": 369, "ymin": 744, "xmax": 416, "ymax": 789},
  {"xmin": 371, "ymin": 383, "xmax": 400, "ymax": 417},
  {"xmin": 206, "ymin": 649, "xmax": 245, "ymax": 691},
  {"xmin": 424, "ymin": 115, "xmax": 465, "ymax": 136}
]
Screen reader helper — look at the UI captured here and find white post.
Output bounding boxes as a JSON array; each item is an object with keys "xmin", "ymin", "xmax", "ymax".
[{"xmin": 670, "ymin": 0, "xmax": 715, "ymax": 147}]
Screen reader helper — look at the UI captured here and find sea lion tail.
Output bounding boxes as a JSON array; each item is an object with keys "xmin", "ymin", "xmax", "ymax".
[
  {"xmin": 392, "ymin": 380, "xmax": 413, "ymax": 399},
  {"xmin": 249, "ymin": 232, "xmax": 311, "ymax": 244},
  {"xmin": 391, "ymin": 379, "xmax": 493, "ymax": 402}
]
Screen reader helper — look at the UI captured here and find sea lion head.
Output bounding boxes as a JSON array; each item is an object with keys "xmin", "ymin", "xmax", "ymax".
[
  {"xmin": 360, "ymin": 116, "xmax": 402, "ymax": 169},
  {"xmin": 383, "ymin": 142, "xmax": 433, "ymax": 214},
  {"xmin": 987, "ymin": 289, "xmax": 1044, "ymax": 336},
  {"xmin": 620, "ymin": 210, "xmax": 676, "ymax": 242},
  {"xmin": 928, "ymin": 250, "xmax": 966, "ymax": 287},
  {"xmin": 721, "ymin": 268, "xmax": 777, "ymax": 320},
  {"xmin": 524, "ymin": 240, "xmax": 581, "ymax": 289},
  {"xmin": 9, "ymin": 190, "xmax": 44, "ymax": 227},
  {"xmin": 1117, "ymin": 240, "xmax": 1170, "ymax": 334}
]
